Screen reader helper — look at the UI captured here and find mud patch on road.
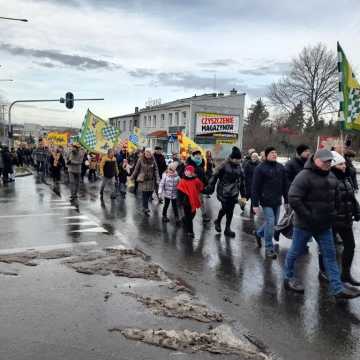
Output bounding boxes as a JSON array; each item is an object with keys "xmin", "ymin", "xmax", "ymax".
[
  {"xmin": 63, "ymin": 249, "xmax": 168, "ymax": 281},
  {"xmin": 122, "ymin": 292, "xmax": 223, "ymax": 323},
  {"xmin": 110, "ymin": 324, "xmax": 271, "ymax": 359},
  {"xmin": 0, "ymin": 248, "xmax": 74, "ymax": 266}
]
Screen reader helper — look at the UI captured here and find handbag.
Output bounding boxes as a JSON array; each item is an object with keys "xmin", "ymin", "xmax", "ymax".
[{"xmin": 137, "ymin": 173, "xmax": 145, "ymax": 183}]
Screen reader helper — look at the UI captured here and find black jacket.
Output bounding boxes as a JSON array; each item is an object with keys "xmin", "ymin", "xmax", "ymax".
[
  {"xmin": 285, "ymin": 156, "xmax": 306, "ymax": 185},
  {"xmin": 345, "ymin": 157, "xmax": 359, "ymax": 191},
  {"xmin": 185, "ymin": 156, "xmax": 207, "ymax": 186},
  {"xmin": 251, "ymin": 161, "xmax": 288, "ymax": 208},
  {"xmin": 207, "ymin": 159, "xmax": 246, "ymax": 203},
  {"xmin": 244, "ymin": 160, "xmax": 260, "ymax": 199},
  {"xmin": 288, "ymin": 156, "xmax": 338, "ymax": 232},
  {"xmin": 153, "ymin": 153, "xmax": 167, "ymax": 177},
  {"xmin": 332, "ymin": 168, "xmax": 360, "ymax": 229}
]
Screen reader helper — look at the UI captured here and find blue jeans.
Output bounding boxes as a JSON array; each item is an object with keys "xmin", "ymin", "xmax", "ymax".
[
  {"xmin": 284, "ymin": 227, "xmax": 343, "ymax": 295},
  {"xmin": 256, "ymin": 206, "xmax": 280, "ymax": 250}
]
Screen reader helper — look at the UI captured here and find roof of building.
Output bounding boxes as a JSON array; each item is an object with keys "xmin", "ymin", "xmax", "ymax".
[
  {"xmin": 109, "ymin": 112, "xmax": 139, "ymax": 120},
  {"xmin": 109, "ymin": 91, "xmax": 246, "ymax": 119}
]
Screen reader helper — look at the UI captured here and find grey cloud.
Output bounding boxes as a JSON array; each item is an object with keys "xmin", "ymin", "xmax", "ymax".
[
  {"xmin": 238, "ymin": 62, "xmax": 291, "ymax": 76},
  {"xmin": 30, "ymin": 0, "xmax": 360, "ymax": 28},
  {"xmin": 198, "ymin": 59, "xmax": 238, "ymax": 68},
  {"xmin": 34, "ymin": 61, "xmax": 57, "ymax": 68},
  {"xmin": 128, "ymin": 68, "xmax": 156, "ymax": 78},
  {"xmin": 152, "ymin": 72, "xmax": 243, "ymax": 91},
  {"xmin": 0, "ymin": 43, "xmax": 120, "ymax": 71}
]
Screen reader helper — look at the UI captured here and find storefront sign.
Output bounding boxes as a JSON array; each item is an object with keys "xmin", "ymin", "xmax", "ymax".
[{"xmin": 196, "ymin": 113, "xmax": 239, "ymax": 135}]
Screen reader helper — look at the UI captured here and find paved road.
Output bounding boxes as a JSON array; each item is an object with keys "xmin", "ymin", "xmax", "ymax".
[{"xmin": 1, "ymin": 174, "xmax": 360, "ymax": 360}]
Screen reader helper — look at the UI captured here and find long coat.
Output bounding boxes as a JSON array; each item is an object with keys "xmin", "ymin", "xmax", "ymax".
[{"xmin": 131, "ymin": 156, "xmax": 160, "ymax": 192}]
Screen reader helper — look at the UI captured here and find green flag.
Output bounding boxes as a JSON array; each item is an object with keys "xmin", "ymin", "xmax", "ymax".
[{"xmin": 338, "ymin": 42, "xmax": 360, "ymax": 131}]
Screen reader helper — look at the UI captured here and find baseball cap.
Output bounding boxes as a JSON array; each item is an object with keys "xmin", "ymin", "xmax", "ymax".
[{"xmin": 314, "ymin": 149, "xmax": 333, "ymax": 162}]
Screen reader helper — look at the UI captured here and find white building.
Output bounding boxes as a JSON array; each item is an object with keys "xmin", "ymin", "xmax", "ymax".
[{"xmin": 111, "ymin": 90, "xmax": 245, "ymax": 158}]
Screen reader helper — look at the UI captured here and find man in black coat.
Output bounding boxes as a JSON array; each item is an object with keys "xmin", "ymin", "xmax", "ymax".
[
  {"xmin": 252, "ymin": 146, "xmax": 288, "ymax": 259},
  {"xmin": 285, "ymin": 144, "xmax": 311, "ymax": 185},
  {"xmin": 153, "ymin": 146, "xmax": 167, "ymax": 203},
  {"xmin": 283, "ymin": 149, "xmax": 360, "ymax": 300}
]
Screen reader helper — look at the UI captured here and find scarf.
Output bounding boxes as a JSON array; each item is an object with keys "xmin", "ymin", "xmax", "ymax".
[
  {"xmin": 177, "ymin": 177, "xmax": 204, "ymax": 212},
  {"xmin": 52, "ymin": 152, "xmax": 61, "ymax": 167}
]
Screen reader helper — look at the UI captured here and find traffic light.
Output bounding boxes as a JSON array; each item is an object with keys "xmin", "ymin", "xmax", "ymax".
[{"xmin": 65, "ymin": 92, "xmax": 74, "ymax": 109}]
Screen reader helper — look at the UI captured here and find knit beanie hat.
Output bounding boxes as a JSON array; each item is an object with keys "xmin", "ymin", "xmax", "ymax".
[
  {"xmin": 264, "ymin": 146, "xmax": 276, "ymax": 158},
  {"xmin": 331, "ymin": 151, "xmax": 345, "ymax": 167},
  {"xmin": 185, "ymin": 165, "xmax": 195, "ymax": 174},
  {"xmin": 296, "ymin": 144, "xmax": 310, "ymax": 156},
  {"xmin": 230, "ymin": 146, "xmax": 242, "ymax": 159}
]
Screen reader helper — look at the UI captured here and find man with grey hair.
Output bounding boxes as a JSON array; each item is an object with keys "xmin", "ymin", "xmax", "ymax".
[{"xmin": 283, "ymin": 149, "xmax": 360, "ymax": 300}]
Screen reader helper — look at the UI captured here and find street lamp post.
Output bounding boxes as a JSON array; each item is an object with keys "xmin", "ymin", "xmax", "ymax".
[
  {"xmin": 0, "ymin": 16, "xmax": 28, "ymax": 22},
  {"xmin": 8, "ymin": 97, "xmax": 104, "ymax": 147}
]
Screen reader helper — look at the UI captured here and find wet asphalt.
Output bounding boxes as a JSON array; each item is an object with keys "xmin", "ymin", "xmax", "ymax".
[{"xmin": 1, "ymin": 174, "xmax": 360, "ymax": 360}]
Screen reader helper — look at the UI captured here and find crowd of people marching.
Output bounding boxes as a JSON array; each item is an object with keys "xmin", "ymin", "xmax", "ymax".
[{"xmin": 1, "ymin": 140, "xmax": 360, "ymax": 300}]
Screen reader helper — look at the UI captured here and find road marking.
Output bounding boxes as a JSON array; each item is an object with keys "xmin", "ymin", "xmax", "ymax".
[
  {"xmin": 0, "ymin": 213, "xmax": 62, "ymax": 219},
  {"xmin": 66, "ymin": 221, "xmax": 99, "ymax": 226},
  {"xmin": 51, "ymin": 206, "xmax": 78, "ymax": 210},
  {"xmin": 0, "ymin": 241, "xmax": 98, "ymax": 255},
  {"xmin": 71, "ymin": 227, "xmax": 108, "ymax": 233},
  {"xmin": 63, "ymin": 215, "xmax": 89, "ymax": 220}
]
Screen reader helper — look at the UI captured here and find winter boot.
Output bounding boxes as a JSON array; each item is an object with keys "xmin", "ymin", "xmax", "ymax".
[
  {"xmin": 214, "ymin": 219, "xmax": 222, "ymax": 233},
  {"xmin": 224, "ymin": 228, "xmax": 236, "ymax": 238}
]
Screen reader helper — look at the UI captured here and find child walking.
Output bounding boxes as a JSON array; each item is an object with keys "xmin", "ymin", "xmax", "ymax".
[
  {"xmin": 159, "ymin": 162, "xmax": 180, "ymax": 224},
  {"xmin": 177, "ymin": 165, "xmax": 204, "ymax": 238},
  {"xmin": 117, "ymin": 159, "xmax": 131, "ymax": 199}
]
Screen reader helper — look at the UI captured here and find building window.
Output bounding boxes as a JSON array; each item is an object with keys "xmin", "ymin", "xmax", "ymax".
[
  {"xmin": 175, "ymin": 112, "xmax": 179, "ymax": 126},
  {"xmin": 144, "ymin": 115, "xmax": 147, "ymax": 128},
  {"xmin": 153, "ymin": 115, "xmax": 157, "ymax": 128},
  {"xmin": 130, "ymin": 119, "xmax": 133, "ymax": 130},
  {"xmin": 182, "ymin": 111, "xmax": 187, "ymax": 126},
  {"xmin": 169, "ymin": 113, "xmax": 173, "ymax": 126},
  {"xmin": 161, "ymin": 114, "xmax": 165, "ymax": 128},
  {"xmin": 123, "ymin": 120, "xmax": 127, "ymax": 132}
]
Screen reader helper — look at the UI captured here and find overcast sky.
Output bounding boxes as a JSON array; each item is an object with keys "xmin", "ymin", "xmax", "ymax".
[{"xmin": 1, "ymin": 0, "xmax": 360, "ymax": 127}]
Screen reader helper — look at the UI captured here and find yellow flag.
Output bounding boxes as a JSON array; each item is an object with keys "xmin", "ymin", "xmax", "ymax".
[{"xmin": 177, "ymin": 132, "xmax": 206, "ymax": 160}]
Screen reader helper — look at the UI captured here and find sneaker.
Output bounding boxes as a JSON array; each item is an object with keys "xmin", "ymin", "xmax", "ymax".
[
  {"xmin": 224, "ymin": 228, "xmax": 236, "ymax": 238},
  {"xmin": 110, "ymin": 194, "xmax": 117, "ymax": 200},
  {"xmin": 265, "ymin": 249, "xmax": 277, "ymax": 260},
  {"xmin": 335, "ymin": 288, "xmax": 360, "ymax": 300},
  {"xmin": 175, "ymin": 218, "xmax": 182, "ymax": 226},
  {"xmin": 284, "ymin": 278, "xmax": 305, "ymax": 293},
  {"xmin": 143, "ymin": 209, "xmax": 150, "ymax": 216},
  {"xmin": 253, "ymin": 231, "xmax": 262, "ymax": 248},
  {"xmin": 162, "ymin": 216, "xmax": 170, "ymax": 223},
  {"xmin": 214, "ymin": 219, "xmax": 221, "ymax": 233},
  {"xmin": 203, "ymin": 216, "xmax": 211, "ymax": 223},
  {"xmin": 158, "ymin": 198, "xmax": 164, "ymax": 204},
  {"xmin": 341, "ymin": 274, "xmax": 360, "ymax": 287},
  {"xmin": 318, "ymin": 271, "xmax": 329, "ymax": 283}
]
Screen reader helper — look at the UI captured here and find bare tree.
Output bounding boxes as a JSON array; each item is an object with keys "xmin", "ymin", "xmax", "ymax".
[{"xmin": 268, "ymin": 43, "xmax": 337, "ymax": 126}]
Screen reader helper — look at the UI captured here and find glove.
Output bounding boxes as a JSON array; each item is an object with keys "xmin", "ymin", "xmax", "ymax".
[{"xmin": 354, "ymin": 214, "xmax": 360, "ymax": 222}]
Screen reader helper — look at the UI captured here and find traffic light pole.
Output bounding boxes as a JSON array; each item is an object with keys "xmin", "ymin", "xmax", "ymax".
[{"xmin": 7, "ymin": 97, "xmax": 104, "ymax": 147}]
